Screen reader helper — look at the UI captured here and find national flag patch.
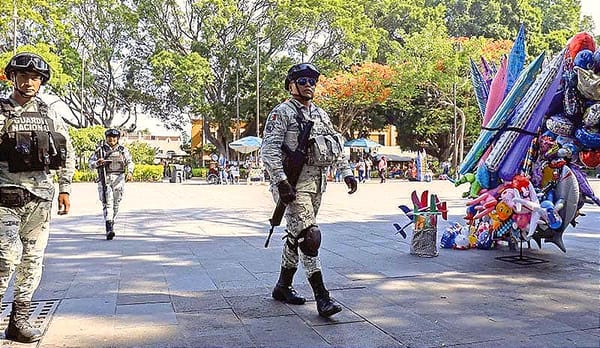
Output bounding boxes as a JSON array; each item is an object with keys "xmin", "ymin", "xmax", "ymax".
[{"xmin": 271, "ymin": 114, "xmax": 278, "ymax": 121}]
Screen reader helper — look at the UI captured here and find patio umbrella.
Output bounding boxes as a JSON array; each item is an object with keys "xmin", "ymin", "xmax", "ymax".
[
  {"xmin": 229, "ymin": 136, "xmax": 262, "ymax": 154},
  {"xmin": 343, "ymin": 138, "xmax": 382, "ymax": 149}
]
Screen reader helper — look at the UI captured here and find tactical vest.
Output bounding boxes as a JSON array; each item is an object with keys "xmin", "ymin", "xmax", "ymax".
[
  {"xmin": 306, "ymin": 109, "xmax": 344, "ymax": 167},
  {"xmin": 0, "ymin": 98, "xmax": 67, "ymax": 173},
  {"xmin": 104, "ymin": 145, "xmax": 126, "ymax": 174}
]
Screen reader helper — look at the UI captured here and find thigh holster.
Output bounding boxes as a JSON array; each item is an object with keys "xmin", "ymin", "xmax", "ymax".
[{"xmin": 298, "ymin": 225, "xmax": 321, "ymax": 257}]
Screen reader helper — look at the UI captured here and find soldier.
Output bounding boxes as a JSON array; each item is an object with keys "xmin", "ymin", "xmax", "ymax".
[
  {"xmin": 0, "ymin": 52, "xmax": 75, "ymax": 343},
  {"xmin": 261, "ymin": 63, "xmax": 357, "ymax": 317},
  {"xmin": 88, "ymin": 129, "xmax": 134, "ymax": 240}
]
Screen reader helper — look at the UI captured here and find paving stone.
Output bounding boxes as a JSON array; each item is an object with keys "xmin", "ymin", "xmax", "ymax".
[
  {"xmin": 242, "ymin": 315, "xmax": 329, "ymax": 348},
  {"xmin": 170, "ymin": 291, "xmax": 230, "ymax": 312},
  {"xmin": 314, "ymin": 321, "xmax": 404, "ymax": 348},
  {"xmin": 227, "ymin": 294, "xmax": 296, "ymax": 318},
  {"xmin": 115, "ymin": 302, "xmax": 177, "ymax": 328}
]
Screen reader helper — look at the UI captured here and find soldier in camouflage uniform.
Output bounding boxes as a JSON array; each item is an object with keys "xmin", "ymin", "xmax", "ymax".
[
  {"xmin": 88, "ymin": 129, "xmax": 134, "ymax": 240},
  {"xmin": 0, "ymin": 52, "xmax": 75, "ymax": 343},
  {"xmin": 261, "ymin": 63, "xmax": 357, "ymax": 317}
]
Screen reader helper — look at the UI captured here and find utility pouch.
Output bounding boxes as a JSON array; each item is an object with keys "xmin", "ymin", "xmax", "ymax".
[
  {"xmin": 0, "ymin": 187, "xmax": 31, "ymax": 208},
  {"xmin": 49, "ymin": 132, "xmax": 67, "ymax": 169},
  {"xmin": 308, "ymin": 134, "xmax": 344, "ymax": 167}
]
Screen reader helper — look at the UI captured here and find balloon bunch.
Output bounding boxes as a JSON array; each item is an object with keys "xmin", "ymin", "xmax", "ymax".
[{"xmin": 456, "ymin": 29, "xmax": 600, "ymax": 253}]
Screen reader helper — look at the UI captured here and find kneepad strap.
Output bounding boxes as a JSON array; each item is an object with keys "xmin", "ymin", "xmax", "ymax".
[{"xmin": 298, "ymin": 225, "xmax": 321, "ymax": 257}]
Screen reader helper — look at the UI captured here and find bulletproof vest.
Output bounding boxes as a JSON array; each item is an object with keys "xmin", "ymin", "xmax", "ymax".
[
  {"xmin": 104, "ymin": 145, "xmax": 126, "ymax": 174},
  {"xmin": 0, "ymin": 98, "xmax": 67, "ymax": 173},
  {"xmin": 307, "ymin": 111, "xmax": 344, "ymax": 167}
]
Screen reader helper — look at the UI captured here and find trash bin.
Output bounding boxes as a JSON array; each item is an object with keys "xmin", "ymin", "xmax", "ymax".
[
  {"xmin": 410, "ymin": 215, "xmax": 439, "ymax": 257},
  {"xmin": 169, "ymin": 164, "xmax": 184, "ymax": 183}
]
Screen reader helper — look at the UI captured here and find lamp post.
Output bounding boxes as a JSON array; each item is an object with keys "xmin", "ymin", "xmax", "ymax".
[
  {"xmin": 255, "ymin": 34, "xmax": 260, "ymax": 138},
  {"xmin": 452, "ymin": 81, "xmax": 458, "ymax": 175},
  {"xmin": 12, "ymin": 0, "xmax": 18, "ymax": 54}
]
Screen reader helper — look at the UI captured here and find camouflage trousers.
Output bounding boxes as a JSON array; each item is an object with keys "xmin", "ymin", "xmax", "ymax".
[
  {"xmin": 0, "ymin": 198, "xmax": 51, "ymax": 301},
  {"xmin": 98, "ymin": 173, "xmax": 125, "ymax": 222},
  {"xmin": 282, "ymin": 191, "xmax": 323, "ymax": 277}
]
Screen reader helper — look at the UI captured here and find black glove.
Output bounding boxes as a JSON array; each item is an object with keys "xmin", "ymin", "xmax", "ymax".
[
  {"xmin": 344, "ymin": 175, "xmax": 358, "ymax": 194},
  {"xmin": 277, "ymin": 179, "xmax": 297, "ymax": 204}
]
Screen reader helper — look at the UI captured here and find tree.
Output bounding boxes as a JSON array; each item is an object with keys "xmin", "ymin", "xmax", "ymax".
[
  {"xmin": 134, "ymin": 0, "xmax": 382, "ymax": 156},
  {"xmin": 315, "ymin": 62, "xmax": 396, "ymax": 137},
  {"xmin": 68, "ymin": 125, "xmax": 105, "ymax": 168},
  {"xmin": 127, "ymin": 141, "xmax": 156, "ymax": 164}
]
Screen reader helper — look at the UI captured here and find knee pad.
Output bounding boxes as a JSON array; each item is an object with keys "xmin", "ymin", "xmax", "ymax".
[{"xmin": 298, "ymin": 225, "xmax": 321, "ymax": 257}]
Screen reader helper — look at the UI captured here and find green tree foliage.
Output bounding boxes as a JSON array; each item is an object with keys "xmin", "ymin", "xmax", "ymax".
[
  {"xmin": 68, "ymin": 125, "xmax": 105, "ymax": 168},
  {"xmin": 126, "ymin": 141, "xmax": 156, "ymax": 165}
]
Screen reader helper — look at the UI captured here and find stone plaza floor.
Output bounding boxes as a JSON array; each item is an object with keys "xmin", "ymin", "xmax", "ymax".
[{"xmin": 1, "ymin": 178, "xmax": 599, "ymax": 347}]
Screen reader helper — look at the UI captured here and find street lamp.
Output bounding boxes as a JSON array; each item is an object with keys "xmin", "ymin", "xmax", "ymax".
[
  {"xmin": 12, "ymin": 0, "xmax": 18, "ymax": 54},
  {"xmin": 255, "ymin": 34, "xmax": 260, "ymax": 138}
]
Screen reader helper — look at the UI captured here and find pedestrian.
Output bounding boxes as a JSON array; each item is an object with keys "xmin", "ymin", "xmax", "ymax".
[
  {"xmin": 357, "ymin": 158, "xmax": 365, "ymax": 183},
  {"xmin": 89, "ymin": 129, "xmax": 134, "ymax": 240},
  {"xmin": 378, "ymin": 155, "xmax": 387, "ymax": 183},
  {"xmin": 0, "ymin": 52, "xmax": 75, "ymax": 343},
  {"xmin": 365, "ymin": 156, "xmax": 372, "ymax": 181},
  {"xmin": 261, "ymin": 62, "xmax": 357, "ymax": 318}
]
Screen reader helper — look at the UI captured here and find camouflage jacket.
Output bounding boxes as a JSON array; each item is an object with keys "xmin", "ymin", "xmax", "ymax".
[{"xmin": 260, "ymin": 98, "xmax": 352, "ymax": 193}]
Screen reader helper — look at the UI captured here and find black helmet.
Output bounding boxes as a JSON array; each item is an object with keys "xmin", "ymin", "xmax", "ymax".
[
  {"xmin": 4, "ymin": 52, "xmax": 51, "ymax": 85},
  {"xmin": 105, "ymin": 128, "xmax": 121, "ymax": 137},
  {"xmin": 284, "ymin": 63, "xmax": 320, "ymax": 90}
]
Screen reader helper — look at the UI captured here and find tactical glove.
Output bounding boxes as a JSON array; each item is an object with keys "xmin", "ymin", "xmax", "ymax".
[
  {"xmin": 277, "ymin": 179, "xmax": 297, "ymax": 204},
  {"xmin": 344, "ymin": 175, "xmax": 358, "ymax": 194}
]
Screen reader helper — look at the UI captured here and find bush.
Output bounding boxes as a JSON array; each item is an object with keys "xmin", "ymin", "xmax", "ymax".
[
  {"xmin": 132, "ymin": 165, "xmax": 164, "ymax": 182},
  {"xmin": 192, "ymin": 167, "xmax": 208, "ymax": 178},
  {"xmin": 73, "ymin": 169, "xmax": 98, "ymax": 182}
]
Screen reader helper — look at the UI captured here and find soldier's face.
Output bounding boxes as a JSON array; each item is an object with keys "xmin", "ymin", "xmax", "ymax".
[
  {"xmin": 291, "ymin": 76, "xmax": 316, "ymax": 98},
  {"xmin": 13, "ymin": 71, "xmax": 43, "ymax": 97},
  {"xmin": 106, "ymin": 135, "xmax": 119, "ymax": 146}
]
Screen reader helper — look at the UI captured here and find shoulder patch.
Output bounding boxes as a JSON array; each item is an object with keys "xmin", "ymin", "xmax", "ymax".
[{"xmin": 270, "ymin": 113, "xmax": 278, "ymax": 121}]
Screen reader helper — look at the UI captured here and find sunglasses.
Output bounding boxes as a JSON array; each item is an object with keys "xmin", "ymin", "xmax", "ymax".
[
  {"xmin": 10, "ymin": 55, "xmax": 49, "ymax": 71},
  {"xmin": 295, "ymin": 77, "xmax": 317, "ymax": 86}
]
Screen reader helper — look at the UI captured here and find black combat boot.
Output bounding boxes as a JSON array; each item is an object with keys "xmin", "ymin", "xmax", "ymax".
[
  {"xmin": 105, "ymin": 220, "xmax": 115, "ymax": 240},
  {"xmin": 272, "ymin": 267, "xmax": 306, "ymax": 305},
  {"xmin": 5, "ymin": 301, "xmax": 42, "ymax": 343},
  {"xmin": 308, "ymin": 271, "xmax": 342, "ymax": 317}
]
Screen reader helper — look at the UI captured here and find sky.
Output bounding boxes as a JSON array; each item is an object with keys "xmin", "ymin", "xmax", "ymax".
[{"xmin": 581, "ymin": 0, "xmax": 600, "ymax": 35}]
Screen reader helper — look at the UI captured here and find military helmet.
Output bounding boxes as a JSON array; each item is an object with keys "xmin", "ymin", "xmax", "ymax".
[
  {"xmin": 4, "ymin": 52, "xmax": 51, "ymax": 85},
  {"xmin": 105, "ymin": 128, "xmax": 121, "ymax": 138},
  {"xmin": 284, "ymin": 63, "xmax": 320, "ymax": 90}
]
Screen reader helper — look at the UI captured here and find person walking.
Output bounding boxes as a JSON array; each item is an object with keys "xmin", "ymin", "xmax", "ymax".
[
  {"xmin": 378, "ymin": 155, "xmax": 387, "ymax": 183},
  {"xmin": 261, "ymin": 63, "xmax": 357, "ymax": 317},
  {"xmin": 0, "ymin": 52, "xmax": 75, "ymax": 343},
  {"xmin": 89, "ymin": 129, "xmax": 134, "ymax": 240}
]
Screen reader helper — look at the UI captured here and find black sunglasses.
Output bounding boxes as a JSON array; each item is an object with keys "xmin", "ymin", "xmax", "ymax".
[
  {"xmin": 11, "ymin": 55, "xmax": 49, "ymax": 71},
  {"xmin": 295, "ymin": 77, "xmax": 317, "ymax": 86}
]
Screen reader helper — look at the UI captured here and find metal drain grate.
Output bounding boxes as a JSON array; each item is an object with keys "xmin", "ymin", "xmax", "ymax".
[{"xmin": 0, "ymin": 300, "xmax": 60, "ymax": 338}]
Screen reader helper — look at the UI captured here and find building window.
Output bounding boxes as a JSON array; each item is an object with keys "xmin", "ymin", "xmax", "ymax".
[{"xmin": 378, "ymin": 134, "xmax": 385, "ymax": 145}]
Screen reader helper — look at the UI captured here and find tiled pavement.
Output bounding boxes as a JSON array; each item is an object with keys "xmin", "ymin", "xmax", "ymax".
[{"xmin": 1, "ymin": 178, "xmax": 599, "ymax": 347}]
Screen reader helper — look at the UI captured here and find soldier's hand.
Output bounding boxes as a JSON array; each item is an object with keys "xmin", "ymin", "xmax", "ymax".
[
  {"xmin": 344, "ymin": 175, "xmax": 358, "ymax": 194},
  {"xmin": 96, "ymin": 158, "xmax": 105, "ymax": 166},
  {"xmin": 57, "ymin": 193, "xmax": 70, "ymax": 215},
  {"xmin": 277, "ymin": 179, "xmax": 297, "ymax": 204},
  {"xmin": 126, "ymin": 172, "xmax": 133, "ymax": 181}
]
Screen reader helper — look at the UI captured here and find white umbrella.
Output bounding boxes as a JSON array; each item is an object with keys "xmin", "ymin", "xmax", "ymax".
[{"xmin": 229, "ymin": 136, "xmax": 262, "ymax": 154}]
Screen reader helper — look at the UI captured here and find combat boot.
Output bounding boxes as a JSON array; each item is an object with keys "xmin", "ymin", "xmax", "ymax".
[
  {"xmin": 5, "ymin": 301, "xmax": 42, "ymax": 343},
  {"xmin": 272, "ymin": 267, "xmax": 305, "ymax": 305},
  {"xmin": 308, "ymin": 271, "xmax": 342, "ymax": 317},
  {"xmin": 105, "ymin": 220, "xmax": 115, "ymax": 240}
]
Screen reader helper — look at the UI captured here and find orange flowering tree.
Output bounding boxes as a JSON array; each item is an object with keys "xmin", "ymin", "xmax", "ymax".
[{"xmin": 314, "ymin": 62, "xmax": 397, "ymax": 137}]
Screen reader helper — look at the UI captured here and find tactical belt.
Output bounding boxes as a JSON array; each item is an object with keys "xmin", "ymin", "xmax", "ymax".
[{"xmin": 0, "ymin": 186, "xmax": 32, "ymax": 208}]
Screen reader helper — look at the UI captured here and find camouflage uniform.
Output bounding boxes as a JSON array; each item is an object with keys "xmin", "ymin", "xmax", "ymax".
[
  {"xmin": 0, "ymin": 97, "xmax": 75, "ymax": 302},
  {"xmin": 261, "ymin": 98, "xmax": 352, "ymax": 277},
  {"xmin": 88, "ymin": 143, "xmax": 134, "ymax": 223}
]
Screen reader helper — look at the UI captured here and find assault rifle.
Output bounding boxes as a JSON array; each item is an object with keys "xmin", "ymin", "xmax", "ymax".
[
  {"xmin": 265, "ymin": 119, "xmax": 314, "ymax": 248},
  {"xmin": 95, "ymin": 141, "xmax": 109, "ymax": 205}
]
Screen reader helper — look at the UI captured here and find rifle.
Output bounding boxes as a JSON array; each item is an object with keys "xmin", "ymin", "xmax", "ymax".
[
  {"xmin": 265, "ymin": 119, "xmax": 314, "ymax": 248},
  {"xmin": 95, "ymin": 141, "xmax": 109, "ymax": 205}
]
